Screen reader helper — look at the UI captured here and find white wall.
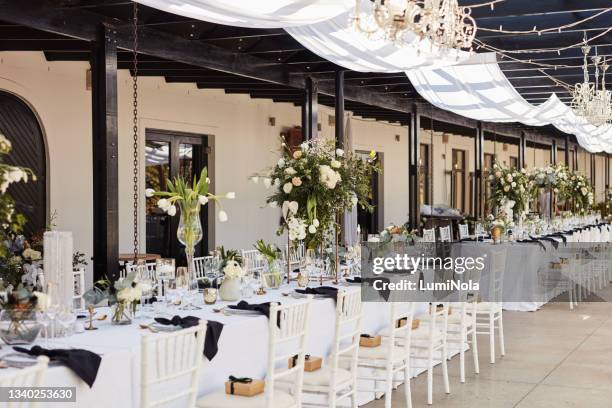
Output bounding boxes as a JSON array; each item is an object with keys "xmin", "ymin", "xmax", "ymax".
[{"xmin": 1, "ymin": 51, "xmax": 608, "ymax": 285}]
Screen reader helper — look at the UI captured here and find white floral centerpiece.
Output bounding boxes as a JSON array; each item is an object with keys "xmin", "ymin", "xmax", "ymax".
[
  {"xmin": 111, "ymin": 271, "xmax": 142, "ymax": 325},
  {"xmin": 488, "ymin": 162, "xmax": 532, "ymax": 221},
  {"xmin": 255, "ymin": 137, "xmax": 379, "ymax": 250},
  {"xmin": 219, "ymin": 259, "xmax": 244, "ymax": 301}
]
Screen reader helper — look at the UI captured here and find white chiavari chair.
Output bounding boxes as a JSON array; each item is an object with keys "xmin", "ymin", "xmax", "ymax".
[
  {"xmin": 141, "ymin": 322, "xmax": 206, "ymax": 408},
  {"xmin": 0, "ymin": 356, "xmax": 49, "ymax": 408},
  {"xmin": 410, "ymin": 303, "xmax": 450, "ymax": 405},
  {"xmin": 358, "ymin": 302, "xmax": 415, "ymax": 408},
  {"xmin": 472, "ymin": 248, "xmax": 507, "ymax": 364},
  {"xmin": 242, "ymin": 249, "xmax": 266, "ymax": 275},
  {"xmin": 197, "ymin": 297, "xmax": 313, "ymax": 408},
  {"xmin": 193, "ymin": 255, "xmax": 214, "ymax": 281},
  {"xmin": 458, "ymin": 224, "xmax": 469, "ymax": 240},
  {"xmin": 73, "ymin": 268, "xmax": 85, "ymax": 310},
  {"xmin": 122, "ymin": 262, "xmax": 157, "ymax": 282},
  {"xmin": 298, "ymin": 290, "xmax": 361, "ymax": 408},
  {"xmin": 439, "ymin": 226, "xmax": 452, "ymax": 243},
  {"xmin": 421, "ymin": 228, "xmax": 436, "ymax": 243}
]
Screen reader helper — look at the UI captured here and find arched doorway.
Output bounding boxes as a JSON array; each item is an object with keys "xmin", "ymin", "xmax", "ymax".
[{"xmin": 0, "ymin": 91, "xmax": 47, "ymax": 236}]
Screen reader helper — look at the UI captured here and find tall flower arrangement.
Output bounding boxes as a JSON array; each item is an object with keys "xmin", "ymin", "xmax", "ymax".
[
  {"xmin": 566, "ymin": 171, "xmax": 594, "ymax": 213},
  {"xmin": 257, "ymin": 137, "xmax": 379, "ymax": 249},
  {"xmin": 147, "ymin": 168, "xmax": 235, "ymax": 275},
  {"xmin": 529, "ymin": 164, "xmax": 571, "ymax": 198},
  {"xmin": 488, "ymin": 162, "xmax": 531, "ymax": 219}
]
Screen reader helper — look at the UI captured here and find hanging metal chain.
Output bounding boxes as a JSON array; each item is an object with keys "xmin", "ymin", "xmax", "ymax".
[{"xmin": 132, "ymin": 2, "xmax": 139, "ymax": 262}]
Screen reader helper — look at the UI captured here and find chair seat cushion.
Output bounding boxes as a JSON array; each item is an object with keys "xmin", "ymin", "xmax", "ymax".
[
  {"xmin": 302, "ymin": 366, "xmax": 352, "ymax": 387},
  {"xmin": 196, "ymin": 388, "xmax": 295, "ymax": 408},
  {"xmin": 358, "ymin": 340, "xmax": 409, "ymax": 360}
]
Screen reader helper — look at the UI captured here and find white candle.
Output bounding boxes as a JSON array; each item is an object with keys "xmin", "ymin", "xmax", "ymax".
[{"xmin": 43, "ymin": 231, "xmax": 74, "ymax": 310}]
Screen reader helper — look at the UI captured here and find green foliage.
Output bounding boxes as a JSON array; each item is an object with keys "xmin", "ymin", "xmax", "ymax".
[
  {"xmin": 253, "ymin": 239, "xmax": 280, "ymax": 264},
  {"xmin": 217, "ymin": 245, "xmax": 243, "ymax": 267}
]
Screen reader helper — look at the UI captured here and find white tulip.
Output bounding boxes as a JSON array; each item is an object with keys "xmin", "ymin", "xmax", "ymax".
[
  {"xmin": 218, "ymin": 210, "xmax": 228, "ymax": 222},
  {"xmin": 157, "ymin": 198, "xmax": 170, "ymax": 210},
  {"xmin": 283, "ymin": 182, "xmax": 293, "ymax": 194},
  {"xmin": 263, "ymin": 178, "xmax": 272, "ymax": 189},
  {"xmin": 312, "ymin": 218, "xmax": 320, "ymax": 227},
  {"xmin": 226, "ymin": 192, "xmax": 236, "ymax": 199},
  {"xmin": 198, "ymin": 195, "xmax": 209, "ymax": 205},
  {"xmin": 166, "ymin": 205, "xmax": 177, "ymax": 216},
  {"xmin": 308, "ymin": 225, "xmax": 317, "ymax": 234},
  {"xmin": 335, "ymin": 148, "xmax": 344, "ymax": 157},
  {"xmin": 145, "ymin": 188, "xmax": 155, "ymax": 198}
]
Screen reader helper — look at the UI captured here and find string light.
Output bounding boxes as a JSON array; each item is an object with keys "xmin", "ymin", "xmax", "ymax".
[{"xmin": 477, "ymin": 8, "xmax": 611, "ymax": 35}]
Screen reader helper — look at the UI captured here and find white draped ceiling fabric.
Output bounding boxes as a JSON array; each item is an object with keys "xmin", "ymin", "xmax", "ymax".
[
  {"xmin": 407, "ymin": 53, "xmax": 612, "ymax": 153},
  {"xmin": 136, "ymin": 1, "xmax": 610, "ymax": 153},
  {"xmin": 285, "ymin": 0, "xmax": 470, "ymax": 72},
  {"xmin": 134, "ymin": 0, "xmax": 354, "ymax": 28}
]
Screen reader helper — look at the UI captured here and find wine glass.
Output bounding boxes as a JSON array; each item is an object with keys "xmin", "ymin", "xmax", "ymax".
[
  {"xmin": 36, "ymin": 311, "xmax": 51, "ymax": 347},
  {"xmin": 57, "ymin": 308, "xmax": 77, "ymax": 337}
]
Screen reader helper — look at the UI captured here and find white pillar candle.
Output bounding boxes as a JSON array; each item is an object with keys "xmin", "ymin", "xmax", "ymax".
[{"xmin": 43, "ymin": 231, "xmax": 74, "ymax": 310}]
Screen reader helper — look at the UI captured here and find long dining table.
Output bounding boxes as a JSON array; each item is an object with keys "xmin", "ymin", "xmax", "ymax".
[{"xmin": 1, "ymin": 283, "xmax": 436, "ymax": 408}]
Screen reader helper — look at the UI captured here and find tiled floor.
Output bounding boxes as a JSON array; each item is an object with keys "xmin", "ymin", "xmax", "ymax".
[{"xmin": 366, "ymin": 291, "xmax": 612, "ymax": 408}]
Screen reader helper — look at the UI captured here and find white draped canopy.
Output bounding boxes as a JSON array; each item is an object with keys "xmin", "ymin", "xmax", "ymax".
[
  {"xmin": 133, "ymin": 0, "xmax": 354, "ymax": 28},
  {"xmin": 407, "ymin": 53, "xmax": 612, "ymax": 153},
  {"xmin": 134, "ymin": 1, "xmax": 610, "ymax": 153}
]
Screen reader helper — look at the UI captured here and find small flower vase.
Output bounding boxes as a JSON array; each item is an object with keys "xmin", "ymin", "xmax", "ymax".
[
  {"xmin": 219, "ymin": 278, "xmax": 242, "ymax": 301},
  {"xmin": 296, "ymin": 270, "xmax": 309, "ymax": 287},
  {"xmin": 111, "ymin": 301, "xmax": 133, "ymax": 325},
  {"xmin": 490, "ymin": 227, "xmax": 502, "ymax": 244},
  {"xmin": 0, "ymin": 308, "xmax": 42, "ymax": 345},
  {"xmin": 262, "ymin": 260, "xmax": 282, "ymax": 289},
  {"xmin": 177, "ymin": 204, "xmax": 203, "ymax": 289}
]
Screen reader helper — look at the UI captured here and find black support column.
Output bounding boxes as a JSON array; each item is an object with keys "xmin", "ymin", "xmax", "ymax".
[
  {"xmin": 573, "ymin": 148, "xmax": 579, "ymax": 171},
  {"xmin": 606, "ymin": 153, "xmax": 610, "ymax": 196},
  {"xmin": 91, "ymin": 24, "xmax": 119, "ymax": 281},
  {"xmin": 550, "ymin": 139, "xmax": 557, "ymax": 165},
  {"xmin": 590, "ymin": 153, "xmax": 596, "ymax": 188},
  {"xmin": 408, "ymin": 104, "xmax": 420, "ymax": 230},
  {"xmin": 474, "ymin": 122, "xmax": 484, "ymax": 219},
  {"xmin": 302, "ymin": 77, "xmax": 318, "ymax": 140},
  {"xmin": 334, "ymin": 70, "xmax": 344, "ymax": 148},
  {"xmin": 564, "ymin": 135, "xmax": 570, "ymax": 167},
  {"xmin": 518, "ymin": 131, "xmax": 527, "ymax": 169}
]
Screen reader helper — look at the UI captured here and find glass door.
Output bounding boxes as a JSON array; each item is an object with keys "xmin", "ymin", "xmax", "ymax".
[{"xmin": 145, "ymin": 130, "xmax": 209, "ymax": 265}]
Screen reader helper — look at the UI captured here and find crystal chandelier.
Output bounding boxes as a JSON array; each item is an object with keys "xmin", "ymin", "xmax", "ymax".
[
  {"xmin": 571, "ymin": 45, "xmax": 612, "ymax": 126},
  {"xmin": 352, "ymin": 0, "xmax": 477, "ymax": 51}
]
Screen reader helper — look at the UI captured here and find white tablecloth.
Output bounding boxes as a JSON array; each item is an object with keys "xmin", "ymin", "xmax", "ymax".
[{"xmin": 1, "ymin": 283, "xmax": 433, "ymax": 407}]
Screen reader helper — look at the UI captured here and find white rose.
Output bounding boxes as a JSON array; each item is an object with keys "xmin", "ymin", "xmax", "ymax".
[
  {"xmin": 198, "ymin": 195, "xmax": 209, "ymax": 205},
  {"xmin": 504, "ymin": 185, "xmax": 510, "ymax": 192},
  {"xmin": 336, "ymin": 148, "xmax": 344, "ymax": 157},
  {"xmin": 226, "ymin": 192, "xmax": 236, "ymax": 199},
  {"xmin": 218, "ymin": 210, "xmax": 228, "ymax": 222},
  {"xmin": 277, "ymin": 158, "xmax": 286, "ymax": 167},
  {"xmin": 331, "ymin": 159, "xmax": 341, "ymax": 169},
  {"xmin": 145, "ymin": 188, "xmax": 155, "ymax": 197},
  {"xmin": 511, "ymin": 182, "xmax": 516, "ymax": 187},
  {"xmin": 263, "ymin": 178, "xmax": 272, "ymax": 189},
  {"xmin": 283, "ymin": 182, "xmax": 293, "ymax": 194},
  {"xmin": 284, "ymin": 167, "xmax": 297, "ymax": 176},
  {"xmin": 293, "ymin": 150, "xmax": 302, "ymax": 159},
  {"xmin": 308, "ymin": 224, "xmax": 317, "ymax": 234},
  {"xmin": 166, "ymin": 205, "xmax": 177, "ymax": 216}
]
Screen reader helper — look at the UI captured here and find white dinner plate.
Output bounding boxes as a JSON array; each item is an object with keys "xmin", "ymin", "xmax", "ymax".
[{"xmin": 223, "ymin": 308, "xmax": 264, "ymax": 316}]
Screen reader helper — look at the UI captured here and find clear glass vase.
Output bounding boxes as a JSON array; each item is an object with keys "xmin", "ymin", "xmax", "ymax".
[
  {"xmin": 177, "ymin": 204, "xmax": 203, "ymax": 290},
  {"xmin": 0, "ymin": 308, "xmax": 42, "ymax": 345},
  {"xmin": 262, "ymin": 260, "xmax": 283, "ymax": 289}
]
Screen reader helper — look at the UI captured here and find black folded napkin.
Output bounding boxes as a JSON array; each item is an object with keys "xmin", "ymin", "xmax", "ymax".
[
  {"xmin": 518, "ymin": 239, "xmax": 546, "ymax": 251},
  {"xmin": 153, "ymin": 315, "xmax": 224, "ymax": 361},
  {"xmin": 537, "ymin": 236, "xmax": 559, "ymax": 249},
  {"xmin": 347, "ymin": 277, "xmax": 390, "ymax": 301},
  {"xmin": 459, "ymin": 237, "xmax": 477, "ymax": 242},
  {"xmin": 228, "ymin": 301, "xmax": 282, "ymax": 327},
  {"xmin": 295, "ymin": 286, "xmax": 338, "ymax": 300},
  {"xmin": 14, "ymin": 346, "xmax": 101, "ymax": 388},
  {"xmin": 547, "ymin": 233, "xmax": 567, "ymax": 243}
]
